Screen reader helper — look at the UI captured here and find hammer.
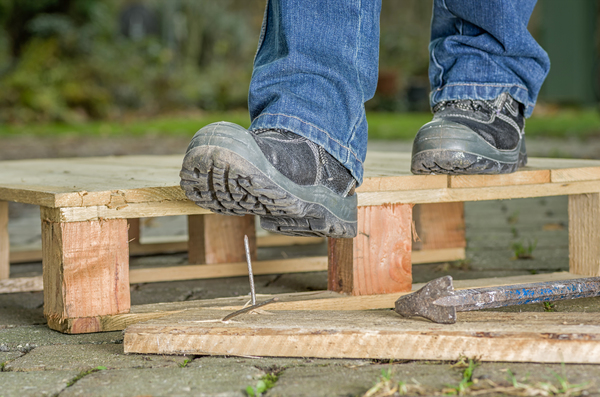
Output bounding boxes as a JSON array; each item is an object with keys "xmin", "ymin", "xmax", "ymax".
[{"xmin": 394, "ymin": 275, "xmax": 600, "ymax": 324}]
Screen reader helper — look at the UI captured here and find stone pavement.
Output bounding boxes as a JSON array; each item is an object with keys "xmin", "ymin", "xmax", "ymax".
[{"xmin": 2, "ymin": 137, "xmax": 600, "ymax": 396}]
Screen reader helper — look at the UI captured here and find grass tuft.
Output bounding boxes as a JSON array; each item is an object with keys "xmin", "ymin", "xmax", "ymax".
[{"xmin": 67, "ymin": 366, "xmax": 108, "ymax": 387}]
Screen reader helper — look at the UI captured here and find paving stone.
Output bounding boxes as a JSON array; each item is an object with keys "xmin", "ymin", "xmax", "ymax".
[
  {"xmin": 0, "ymin": 351, "xmax": 23, "ymax": 366},
  {"xmin": 188, "ymin": 356, "xmax": 372, "ymax": 370},
  {"xmin": 0, "ymin": 325, "xmax": 123, "ymax": 352},
  {"xmin": 0, "ymin": 291, "xmax": 45, "ymax": 327},
  {"xmin": 474, "ymin": 363, "xmax": 600, "ymax": 395},
  {"xmin": 4, "ymin": 344, "xmax": 188, "ymax": 372},
  {"xmin": 59, "ymin": 366, "xmax": 265, "ymax": 397},
  {"xmin": 0, "ymin": 370, "xmax": 78, "ymax": 397},
  {"xmin": 267, "ymin": 364, "xmax": 391, "ymax": 397}
]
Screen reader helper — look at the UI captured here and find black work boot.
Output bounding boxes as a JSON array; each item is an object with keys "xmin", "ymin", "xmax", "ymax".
[
  {"xmin": 180, "ymin": 122, "xmax": 357, "ymax": 238},
  {"xmin": 411, "ymin": 92, "xmax": 527, "ymax": 174}
]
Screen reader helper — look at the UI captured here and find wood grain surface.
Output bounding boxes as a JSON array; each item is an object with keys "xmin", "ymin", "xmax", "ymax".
[
  {"xmin": 2, "ymin": 154, "xmax": 600, "ymax": 212},
  {"xmin": 124, "ymin": 309, "xmax": 600, "ymax": 363},
  {"xmin": 569, "ymin": 193, "xmax": 600, "ymax": 276},
  {"xmin": 42, "ymin": 219, "xmax": 130, "ymax": 332}
]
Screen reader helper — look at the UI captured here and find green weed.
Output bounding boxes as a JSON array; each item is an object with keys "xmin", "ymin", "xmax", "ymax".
[
  {"xmin": 246, "ymin": 373, "xmax": 279, "ymax": 397},
  {"xmin": 511, "ymin": 239, "xmax": 537, "ymax": 260},
  {"xmin": 67, "ymin": 366, "xmax": 108, "ymax": 387},
  {"xmin": 543, "ymin": 301, "xmax": 557, "ymax": 312},
  {"xmin": 444, "ymin": 358, "xmax": 479, "ymax": 395}
]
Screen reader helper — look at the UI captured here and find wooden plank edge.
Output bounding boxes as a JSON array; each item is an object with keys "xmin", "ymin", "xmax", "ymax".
[
  {"xmin": 358, "ymin": 180, "xmax": 600, "ymax": 206},
  {"xmin": 47, "ymin": 310, "xmax": 182, "ymax": 334},
  {"xmin": 0, "ymin": 276, "xmax": 43, "ymax": 294},
  {"xmin": 129, "ymin": 256, "xmax": 329, "ymax": 284},
  {"xmin": 123, "ymin": 321, "xmax": 600, "ymax": 363},
  {"xmin": 9, "ymin": 235, "xmax": 326, "ymax": 264},
  {"xmin": 412, "ymin": 247, "xmax": 465, "ymax": 264},
  {"xmin": 44, "ymin": 271, "xmax": 582, "ymax": 333}
]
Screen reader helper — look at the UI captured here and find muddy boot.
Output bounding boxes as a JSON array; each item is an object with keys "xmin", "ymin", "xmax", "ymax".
[
  {"xmin": 180, "ymin": 122, "xmax": 357, "ymax": 238},
  {"xmin": 411, "ymin": 92, "xmax": 527, "ymax": 175}
]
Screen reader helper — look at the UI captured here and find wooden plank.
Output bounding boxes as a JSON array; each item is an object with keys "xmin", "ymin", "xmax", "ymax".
[
  {"xmin": 3, "ymin": 154, "xmax": 600, "ymax": 208},
  {"xmin": 129, "ymin": 256, "xmax": 328, "ymax": 284},
  {"xmin": 123, "ymin": 310, "xmax": 600, "ymax": 363},
  {"xmin": 9, "ymin": 248, "xmax": 43, "ymax": 264},
  {"xmin": 449, "ymin": 170, "xmax": 550, "ymax": 188},
  {"xmin": 8, "ymin": 234, "xmax": 325, "ymax": 264},
  {"xmin": 412, "ymin": 203, "xmax": 465, "ymax": 251},
  {"xmin": 3, "ymin": 271, "xmax": 579, "ymax": 328},
  {"xmin": 0, "ymin": 276, "xmax": 44, "ymax": 294},
  {"xmin": 0, "ymin": 202, "xmax": 8, "ymax": 280},
  {"xmin": 188, "ymin": 214, "xmax": 256, "ymax": 265},
  {"xmin": 328, "ymin": 204, "xmax": 413, "ymax": 296},
  {"xmin": 569, "ymin": 193, "xmax": 600, "ymax": 276},
  {"xmin": 411, "ymin": 247, "xmax": 465, "ymax": 264},
  {"xmin": 553, "ymin": 167, "xmax": 600, "ymax": 183},
  {"xmin": 43, "ymin": 218, "xmax": 131, "ymax": 333},
  {"xmin": 2, "ymin": 246, "xmax": 465, "ymax": 294},
  {"xmin": 357, "ymin": 180, "xmax": 600, "ymax": 206},
  {"xmin": 40, "ymin": 201, "xmax": 211, "ymax": 223},
  {"xmin": 37, "ymin": 179, "xmax": 600, "ymax": 223}
]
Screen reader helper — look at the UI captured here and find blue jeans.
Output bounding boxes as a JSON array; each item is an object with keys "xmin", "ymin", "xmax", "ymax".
[{"xmin": 248, "ymin": 0, "xmax": 550, "ymax": 184}]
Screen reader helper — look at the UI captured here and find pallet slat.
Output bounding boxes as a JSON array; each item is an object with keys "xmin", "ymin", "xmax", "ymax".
[
  {"xmin": 124, "ymin": 309, "xmax": 600, "ymax": 363},
  {"xmin": 2, "ymin": 154, "xmax": 600, "ymax": 209}
]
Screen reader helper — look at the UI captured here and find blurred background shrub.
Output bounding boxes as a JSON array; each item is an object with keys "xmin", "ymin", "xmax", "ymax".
[{"xmin": 0, "ymin": 0, "xmax": 598, "ymax": 125}]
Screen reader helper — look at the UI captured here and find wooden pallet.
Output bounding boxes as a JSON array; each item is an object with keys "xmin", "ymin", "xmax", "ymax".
[
  {"xmin": 122, "ymin": 272, "xmax": 600, "ymax": 363},
  {"xmin": 0, "ymin": 153, "xmax": 465, "ymax": 332},
  {"xmin": 2, "ymin": 153, "xmax": 600, "ymax": 334}
]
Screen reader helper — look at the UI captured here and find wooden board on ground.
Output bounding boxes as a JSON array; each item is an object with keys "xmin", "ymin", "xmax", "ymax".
[
  {"xmin": 2, "ymin": 154, "xmax": 600, "ymax": 211},
  {"xmin": 124, "ymin": 309, "xmax": 600, "ymax": 363},
  {"xmin": 32, "ymin": 272, "xmax": 582, "ymax": 333}
]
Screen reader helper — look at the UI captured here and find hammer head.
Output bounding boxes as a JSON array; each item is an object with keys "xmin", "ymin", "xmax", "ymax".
[{"xmin": 394, "ymin": 276, "xmax": 457, "ymax": 324}]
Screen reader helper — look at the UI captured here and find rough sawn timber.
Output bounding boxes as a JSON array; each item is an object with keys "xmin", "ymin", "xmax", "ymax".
[
  {"xmin": 60, "ymin": 272, "xmax": 579, "ymax": 334},
  {"xmin": 328, "ymin": 204, "xmax": 413, "ymax": 295},
  {"xmin": 42, "ymin": 218, "xmax": 131, "ymax": 333},
  {"xmin": 124, "ymin": 309, "xmax": 600, "ymax": 363},
  {"xmin": 2, "ymin": 154, "xmax": 600, "ymax": 212},
  {"xmin": 569, "ymin": 193, "xmax": 600, "ymax": 276}
]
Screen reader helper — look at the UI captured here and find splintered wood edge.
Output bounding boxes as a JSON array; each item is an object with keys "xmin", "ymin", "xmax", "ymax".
[
  {"xmin": 37, "ymin": 179, "xmax": 600, "ymax": 222},
  {"xmin": 122, "ymin": 311, "xmax": 600, "ymax": 363}
]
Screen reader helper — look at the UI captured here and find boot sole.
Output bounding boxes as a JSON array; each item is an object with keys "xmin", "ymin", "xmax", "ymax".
[
  {"xmin": 179, "ymin": 122, "xmax": 357, "ymax": 238},
  {"xmin": 411, "ymin": 120, "xmax": 527, "ymax": 175}
]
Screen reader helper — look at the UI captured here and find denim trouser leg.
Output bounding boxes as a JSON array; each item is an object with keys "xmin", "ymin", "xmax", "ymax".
[
  {"xmin": 429, "ymin": 0, "xmax": 551, "ymax": 117},
  {"xmin": 248, "ymin": 0, "xmax": 381, "ymax": 185}
]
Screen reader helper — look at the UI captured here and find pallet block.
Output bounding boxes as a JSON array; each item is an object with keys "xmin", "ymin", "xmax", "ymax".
[
  {"xmin": 569, "ymin": 193, "xmax": 600, "ymax": 276},
  {"xmin": 328, "ymin": 204, "xmax": 413, "ymax": 295},
  {"xmin": 2, "ymin": 153, "xmax": 600, "ymax": 333},
  {"xmin": 188, "ymin": 214, "xmax": 257, "ymax": 264},
  {"xmin": 42, "ymin": 217, "xmax": 130, "ymax": 333}
]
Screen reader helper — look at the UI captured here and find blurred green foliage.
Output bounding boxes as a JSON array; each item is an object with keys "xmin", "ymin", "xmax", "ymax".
[
  {"xmin": 0, "ymin": 0, "xmax": 436, "ymax": 124},
  {"xmin": 0, "ymin": 0, "xmax": 261, "ymax": 123}
]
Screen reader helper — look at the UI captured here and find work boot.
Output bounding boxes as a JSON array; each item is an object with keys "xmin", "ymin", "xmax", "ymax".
[
  {"xmin": 411, "ymin": 92, "xmax": 527, "ymax": 174},
  {"xmin": 180, "ymin": 122, "xmax": 357, "ymax": 238}
]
